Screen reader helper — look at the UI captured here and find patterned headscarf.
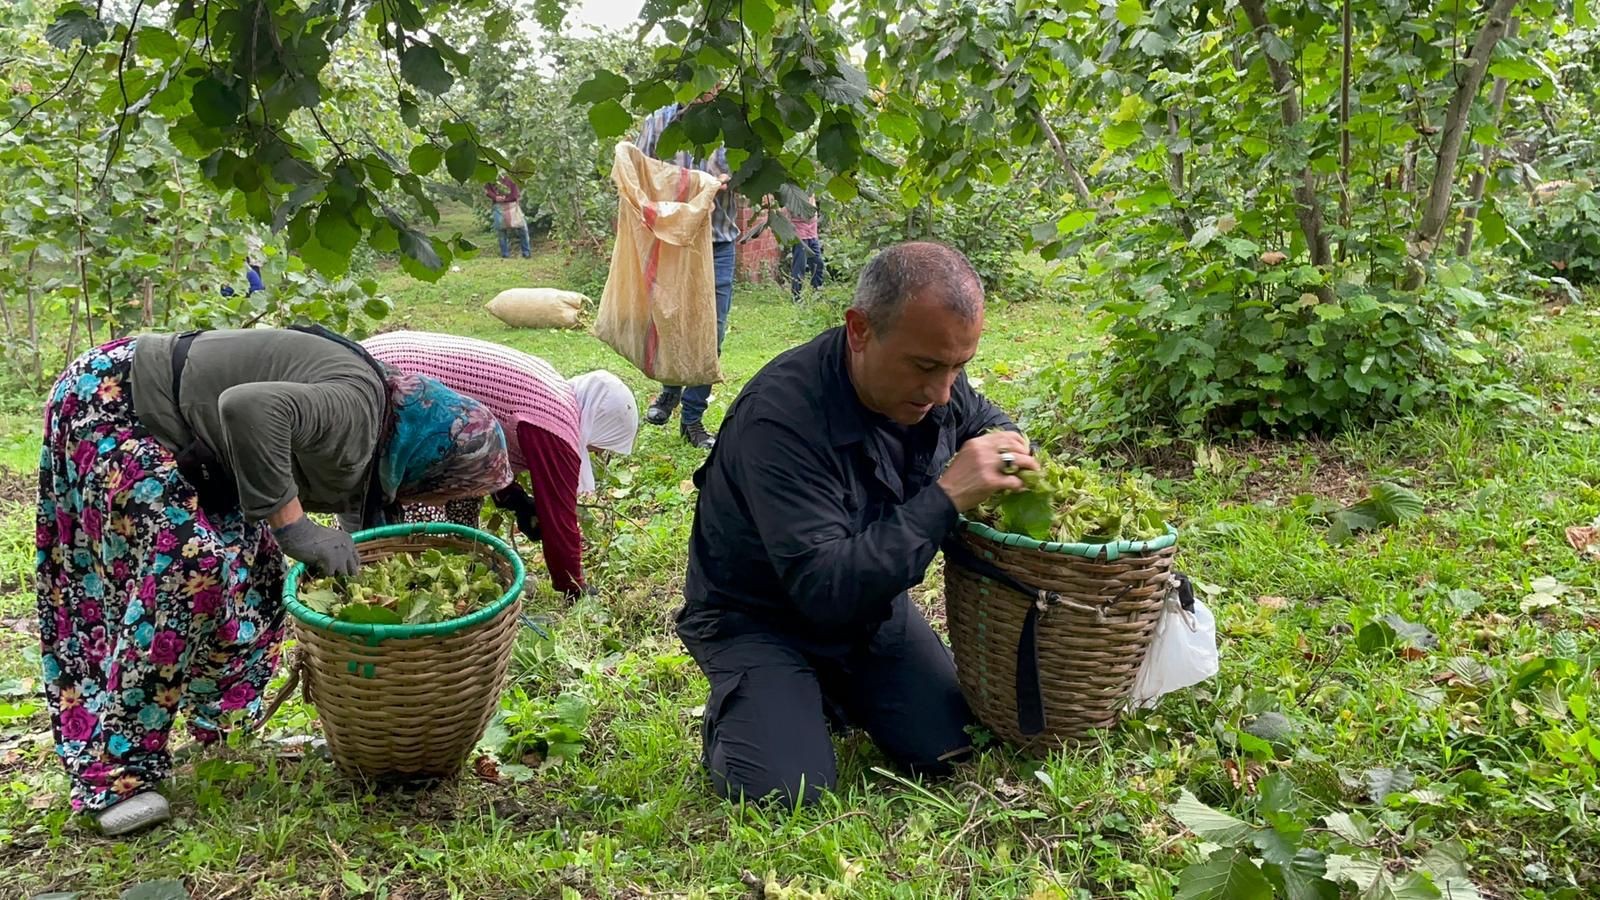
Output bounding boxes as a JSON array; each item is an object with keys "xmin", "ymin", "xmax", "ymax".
[{"xmin": 379, "ymin": 370, "xmax": 512, "ymax": 505}]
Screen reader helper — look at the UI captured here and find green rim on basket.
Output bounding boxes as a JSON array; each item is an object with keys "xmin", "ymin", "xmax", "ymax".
[
  {"xmin": 282, "ymin": 522, "xmax": 526, "ymax": 641},
  {"xmin": 960, "ymin": 519, "xmax": 1178, "ymax": 561}
]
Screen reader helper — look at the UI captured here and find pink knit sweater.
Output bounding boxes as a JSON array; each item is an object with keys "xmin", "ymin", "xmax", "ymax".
[{"xmin": 362, "ymin": 332, "xmax": 582, "ymax": 470}]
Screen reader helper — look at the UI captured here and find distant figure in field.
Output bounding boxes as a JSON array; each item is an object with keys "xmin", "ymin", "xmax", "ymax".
[
  {"xmin": 486, "ymin": 174, "xmax": 531, "ymax": 259},
  {"xmin": 787, "ymin": 194, "xmax": 824, "ymax": 303}
]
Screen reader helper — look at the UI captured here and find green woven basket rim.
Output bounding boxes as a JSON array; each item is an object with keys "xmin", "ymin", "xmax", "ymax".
[
  {"xmin": 960, "ymin": 518, "xmax": 1178, "ymax": 558},
  {"xmin": 282, "ymin": 522, "xmax": 527, "ymax": 641}
]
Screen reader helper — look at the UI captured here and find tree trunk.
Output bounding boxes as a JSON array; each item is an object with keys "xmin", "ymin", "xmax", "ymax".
[
  {"xmin": 1338, "ymin": 0, "xmax": 1353, "ymax": 259},
  {"xmin": 1239, "ymin": 0, "xmax": 1333, "ymax": 268},
  {"xmin": 1035, "ymin": 109, "xmax": 1093, "ymax": 207},
  {"xmin": 1405, "ymin": 0, "xmax": 1520, "ymax": 288},
  {"xmin": 26, "ymin": 250, "xmax": 41, "ymax": 391},
  {"xmin": 1457, "ymin": 17, "xmax": 1521, "ymax": 255},
  {"xmin": 1167, "ymin": 109, "xmax": 1193, "ymax": 238}
]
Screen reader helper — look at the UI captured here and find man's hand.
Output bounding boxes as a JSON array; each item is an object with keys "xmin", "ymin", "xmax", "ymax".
[
  {"xmin": 717, "ymin": 173, "xmax": 730, "ymax": 193},
  {"xmin": 938, "ymin": 431, "xmax": 1039, "ymax": 513}
]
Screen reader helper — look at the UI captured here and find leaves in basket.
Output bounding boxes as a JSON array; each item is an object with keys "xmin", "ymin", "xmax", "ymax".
[
  {"xmin": 976, "ymin": 453, "xmax": 1172, "ymax": 544},
  {"xmin": 302, "ymin": 550, "xmax": 502, "ymax": 626},
  {"xmin": 338, "ymin": 603, "xmax": 404, "ymax": 625}
]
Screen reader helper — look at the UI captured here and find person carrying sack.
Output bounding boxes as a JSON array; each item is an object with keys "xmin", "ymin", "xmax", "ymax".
[
  {"xmin": 486, "ymin": 173, "xmax": 531, "ymax": 259},
  {"xmin": 633, "ymin": 91, "xmax": 739, "ymax": 451}
]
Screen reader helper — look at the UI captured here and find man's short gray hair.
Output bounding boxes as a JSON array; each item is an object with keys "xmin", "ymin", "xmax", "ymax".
[{"xmin": 850, "ymin": 241, "xmax": 984, "ymax": 334}]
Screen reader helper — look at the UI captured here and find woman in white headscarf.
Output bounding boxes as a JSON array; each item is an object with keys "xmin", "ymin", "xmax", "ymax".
[{"xmin": 362, "ymin": 331, "xmax": 639, "ymax": 598}]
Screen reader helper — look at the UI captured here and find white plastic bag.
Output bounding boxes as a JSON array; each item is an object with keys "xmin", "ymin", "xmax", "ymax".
[{"xmin": 1130, "ymin": 591, "xmax": 1219, "ymax": 708}]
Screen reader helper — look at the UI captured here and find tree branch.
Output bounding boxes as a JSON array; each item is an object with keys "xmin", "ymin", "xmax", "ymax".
[
  {"xmin": 1239, "ymin": 0, "xmax": 1332, "ymax": 269},
  {"xmin": 1034, "ymin": 109, "xmax": 1092, "ymax": 206},
  {"xmin": 1404, "ymin": 0, "xmax": 1519, "ymax": 288},
  {"xmin": 1457, "ymin": 16, "xmax": 1520, "ymax": 256}
]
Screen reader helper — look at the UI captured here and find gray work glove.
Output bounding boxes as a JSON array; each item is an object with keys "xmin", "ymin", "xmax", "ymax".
[{"xmin": 273, "ymin": 516, "xmax": 361, "ymax": 577}]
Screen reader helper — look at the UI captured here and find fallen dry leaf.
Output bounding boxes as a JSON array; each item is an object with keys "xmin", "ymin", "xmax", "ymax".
[
  {"xmin": 1222, "ymin": 758, "xmax": 1265, "ymax": 791},
  {"xmin": 1566, "ymin": 525, "xmax": 1600, "ymax": 559},
  {"xmin": 1260, "ymin": 250, "xmax": 1289, "ymax": 266},
  {"xmin": 27, "ymin": 792, "xmax": 53, "ymax": 810},
  {"xmin": 472, "ymin": 754, "xmax": 501, "ymax": 784},
  {"xmin": 1257, "ymin": 595, "xmax": 1289, "ymax": 610},
  {"xmin": 1401, "ymin": 646, "xmax": 1430, "ymax": 661}
]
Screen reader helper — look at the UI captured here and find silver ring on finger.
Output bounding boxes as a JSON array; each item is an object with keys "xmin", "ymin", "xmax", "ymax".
[{"xmin": 998, "ymin": 450, "xmax": 1017, "ymax": 475}]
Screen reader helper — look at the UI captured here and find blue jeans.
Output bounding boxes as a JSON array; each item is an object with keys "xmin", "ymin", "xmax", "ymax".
[
  {"xmin": 790, "ymin": 239, "xmax": 823, "ymax": 300},
  {"xmin": 492, "ymin": 206, "xmax": 531, "ymax": 258},
  {"xmin": 662, "ymin": 240, "xmax": 736, "ymax": 426}
]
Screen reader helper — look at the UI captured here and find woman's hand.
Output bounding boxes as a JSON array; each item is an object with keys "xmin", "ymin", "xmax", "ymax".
[
  {"xmin": 271, "ymin": 513, "xmax": 361, "ymax": 577},
  {"xmin": 492, "ymin": 484, "xmax": 542, "ymax": 541}
]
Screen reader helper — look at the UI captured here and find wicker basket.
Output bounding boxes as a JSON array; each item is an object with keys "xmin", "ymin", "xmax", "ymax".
[
  {"xmin": 279, "ymin": 522, "xmax": 526, "ymax": 779},
  {"xmin": 944, "ymin": 521, "xmax": 1178, "ymax": 750}
]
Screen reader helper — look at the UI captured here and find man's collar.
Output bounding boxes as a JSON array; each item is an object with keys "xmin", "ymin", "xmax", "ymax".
[{"xmin": 822, "ymin": 328, "xmax": 869, "ymax": 448}]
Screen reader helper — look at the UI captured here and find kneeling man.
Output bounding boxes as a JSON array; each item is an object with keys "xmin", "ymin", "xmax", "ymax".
[{"xmin": 677, "ymin": 241, "xmax": 1038, "ymax": 807}]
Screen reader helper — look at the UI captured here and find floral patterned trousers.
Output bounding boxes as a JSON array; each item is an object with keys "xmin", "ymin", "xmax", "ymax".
[{"xmin": 37, "ymin": 338, "xmax": 286, "ymax": 811}]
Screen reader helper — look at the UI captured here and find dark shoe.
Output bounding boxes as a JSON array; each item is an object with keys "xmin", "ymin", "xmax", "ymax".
[
  {"xmin": 646, "ymin": 391, "xmax": 680, "ymax": 426},
  {"xmin": 681, "ymin": 421, "xmax": 716, "ymax": 450}
]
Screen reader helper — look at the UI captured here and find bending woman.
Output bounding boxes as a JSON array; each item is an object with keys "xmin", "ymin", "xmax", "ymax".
[
  {"xmin": 362, "ymin": 331, "xmax": 637, "ymax": 598},
  {"xmin": 36, "ymin": 328, "xmax": 510, "ymax": 836}
]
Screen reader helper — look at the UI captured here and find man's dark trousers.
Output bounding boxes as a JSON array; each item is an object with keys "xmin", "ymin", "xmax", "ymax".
[{"xmin": 678, "ymin": 594, "xmax": 974, "ymax": 808}]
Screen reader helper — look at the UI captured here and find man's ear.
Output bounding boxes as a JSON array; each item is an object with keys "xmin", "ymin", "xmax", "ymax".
[{"xmin": 843, "ymin": 308, "xmax": 873, "ymax": 352}]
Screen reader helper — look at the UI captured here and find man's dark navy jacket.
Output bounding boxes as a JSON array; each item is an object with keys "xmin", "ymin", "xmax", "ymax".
[{"xmin": 680, "ymin": 327, "xmax": 1014, "ymax": 645}]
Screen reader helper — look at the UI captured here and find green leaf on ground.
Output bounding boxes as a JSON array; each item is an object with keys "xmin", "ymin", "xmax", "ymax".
[
  {"xmin": 1176, "ymin": 850, "xmax": 1275, "ymax": 900},
  {"xmin": 1169, "ymin": 790, "xmax": 1252, "ymax": 845},
  {"xmin": 1365, "ymin": 766, "xmax": 1415, "ymax": 804},
  {"xmin": 120, "ymin": 881, "xmax": 189, "ymax": 900}
]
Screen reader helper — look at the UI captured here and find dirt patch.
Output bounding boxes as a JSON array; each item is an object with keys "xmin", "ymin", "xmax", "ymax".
[
  {"xmin": 1232, "ymin": 438, "xmax": 1374, "ymax": 506},
  {"xmin": 0, "ymin": 466, "xmax": 33, "ymax": 507},
  {"xmin": 1140, "ymin": 436, "xmax": 1385, "ymax": 507}
]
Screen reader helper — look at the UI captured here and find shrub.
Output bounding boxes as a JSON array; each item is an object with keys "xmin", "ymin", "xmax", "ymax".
[
  {"xmin": 1026, "ymin": 230, "xmax": 1507, "ymax": 449},
  {"xmin": 1505, "ymin": 179, "xmax": 1600, "ymax": 285}
]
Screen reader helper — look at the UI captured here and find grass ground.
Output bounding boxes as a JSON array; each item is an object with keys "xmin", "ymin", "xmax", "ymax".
[{"xmin": 1, "ymin": 247, "xmax": 1597, "ymax": 899}]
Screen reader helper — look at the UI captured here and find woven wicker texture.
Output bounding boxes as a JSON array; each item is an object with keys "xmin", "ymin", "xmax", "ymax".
[
  {"xmin": 290, "ymin": 531, "xmax": 522, "ymax": 779},
  {"xmin": 945, "ymin": 526, "xmax": 1175, "ymax": 749}
]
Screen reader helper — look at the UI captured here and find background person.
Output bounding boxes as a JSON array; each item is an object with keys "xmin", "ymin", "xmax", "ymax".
[
  {"xmin": 787, "ymin": 194, "xmax": 824, "ymax": 303},
  {"xmin": 486, "ymin": 173, "xmax": 531, "ymax": 259},
  {"xmin": 635, "ymin": 92, "xmax": 738, "ymax": 451},
  {"xmin": 363, "ymin": 331, "xmax": 638, "ymax": 599}
]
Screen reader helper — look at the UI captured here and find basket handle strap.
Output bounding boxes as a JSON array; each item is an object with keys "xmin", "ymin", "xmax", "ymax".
[
  {"xmin": 943, "ymin": 539, "xmax": 1060, "ymax": 736},
  {"xmin": 1014, "ymin": 603, "xmax": 1046, "ymax": 736}
]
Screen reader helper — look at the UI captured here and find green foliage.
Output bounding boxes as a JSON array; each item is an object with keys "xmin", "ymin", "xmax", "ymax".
[
  {"xmin": 1507, "ymin": 181, "xmax": 1600, "ymax": 285},
  {"xmin": 977, "ymin": 454, "xmax": 1172, "ymax": 543},
  {"xmin": 454, "ymin": 30, "xmax": 640, "ymax": 243},
  {"xmin": 1056, "ymin": 252, "xmax": 1503, "ymax": 444},
  {"xmin": 1168, "ymin": 778, "xmax": 1484, "ymax": 900},
  {"xmin": 477, "ymin": 687, "xmax": 591, "ymax": 771},
  {"xmin": 0, "ymin": 19, "xmax": 391, "ymax": 393},
  {"xmin": 299, "ymin": 549, "xmax": 504, "ymax": 626}
]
